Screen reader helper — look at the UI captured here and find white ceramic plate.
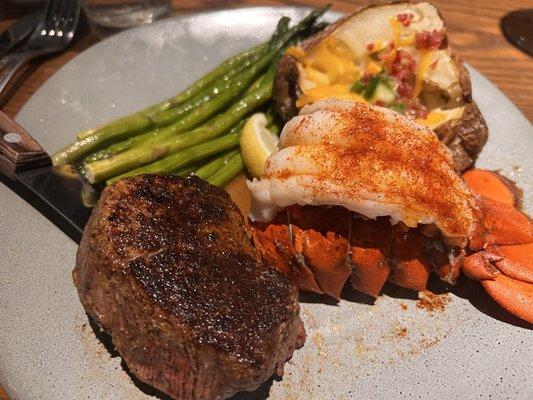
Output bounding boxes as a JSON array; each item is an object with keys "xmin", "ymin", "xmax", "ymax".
[{"xmin": 1, "ymin": 7, "xmax": 532, "ymax": 400}]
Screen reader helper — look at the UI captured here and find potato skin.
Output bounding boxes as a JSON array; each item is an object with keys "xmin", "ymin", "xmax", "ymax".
[
  {"xmin": 273, "ymin": 3, "xmax": 489, "ymax": 172},
  {"xmin": 435, "ymin": 102, "xmax": 488, "ymax": 173},
  {"xmin": 433, "ymin": 54, "xmax": 488, "ymax": 172},
  {"xmin": 274, "ymin": 55, "xmax": 301, "ymax": 123}
]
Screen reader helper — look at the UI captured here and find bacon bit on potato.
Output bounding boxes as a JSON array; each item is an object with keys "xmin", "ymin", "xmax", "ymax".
[
  {"xmin": 415, "ymin": 29, "xmax": 444, "ymax": 50},
  {"xmin": 396, "ymin": 13, "xmax": 414, "ymax": 27},
  {"xmin": 390, "ymin": 50, "xmax": 416, "ymax": 99}
]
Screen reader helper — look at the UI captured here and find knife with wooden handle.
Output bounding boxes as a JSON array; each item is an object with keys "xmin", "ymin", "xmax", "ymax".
[
  {"xmin": 0, "ymin": 111, "xmax": 93, "ymax": 242},
  {"xmin": 0, "ymin": 111, "xmax": 50, "ymax": 178}
]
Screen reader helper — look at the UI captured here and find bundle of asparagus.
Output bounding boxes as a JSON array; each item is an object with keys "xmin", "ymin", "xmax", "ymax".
[{"xmin": 52, "ymin": 7, "xmax": 329, "ymax": 188}]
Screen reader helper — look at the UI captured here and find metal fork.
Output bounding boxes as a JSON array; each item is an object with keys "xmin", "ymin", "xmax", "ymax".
[{"xmin": 0, "ymin": 0, "xmax": 81, "ymax": 103}]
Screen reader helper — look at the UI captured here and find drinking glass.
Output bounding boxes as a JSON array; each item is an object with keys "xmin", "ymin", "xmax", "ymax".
[{"xmin": 82, "ymin": 0, "xmax": 172, "ymax": 38}]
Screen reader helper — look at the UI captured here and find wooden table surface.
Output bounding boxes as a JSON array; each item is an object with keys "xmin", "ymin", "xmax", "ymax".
[{"xmin": 0, "ymin": 0, "xmax": 531, "ymax": 398}]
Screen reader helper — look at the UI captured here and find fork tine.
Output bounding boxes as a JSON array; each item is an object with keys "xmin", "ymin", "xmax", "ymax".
[
  {"xmin": 54, "ymin": 0, "xmax": 71, "ymax": 35},
  {"xmin": 0, "ymin": 0, "xmax": 79, "ymax": 103},
  {"xmin": 65, "ymin": 0, "xmax": 81, "ymax": 34},
  {"xmin": 38, "ymin": 0, "xmax": 51, "ymax": 33},
  {"xmin": 56, "ymin": 0, "xmax": 67, "ymax": 33},
  {"xmin": 55, "ymin": 0, "xmax": 69, "ymax": 35},
  {"xmin": 58, "ymin": 0, "xmax": 80, "ymax": 36},
  {"xmin": 44, "ymin": 0, "xmax": 60, "ymax": 33}
]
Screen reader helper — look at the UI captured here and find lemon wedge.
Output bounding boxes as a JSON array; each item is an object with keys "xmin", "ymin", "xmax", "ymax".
[{"xmin": 240, "ymin": 113, "xmax": 278, "ymax": 178}]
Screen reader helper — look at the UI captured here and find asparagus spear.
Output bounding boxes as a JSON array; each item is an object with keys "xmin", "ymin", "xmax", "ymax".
[
  {"xmin": 54, "ymin": 8, "xmax": 326, "ymax": 166},
  {"xmin": 55, "ymin": 55, "xmax": 267, "ymax": 166},
  {"xmin": 83, "ymin": 66, "xmax": 273, "ymax": 164},
  {"xmin": 83, "ymin": 128, "xmax": 163, "ymax": 162},
  {"xmin": 144, "ymin": 53, "xmax": 270, "ymax": 129},
  {"xmin": 207, "ymin": 153, "xmax": 244, "ymax": 187},
  {"xmin": 123, "ymin": 65, "xmax": 270, "ymax": 157},
  {"xmin": 173, "ymin": 160, "xmax": 205, "ymax": 177},
  {"xmin": 194, "ymin": 149, "xmax": 240, "ymax": 180},
  {"xmin": 54, "ymin": 63, "xmax": 259, "ymax": 166},
  {"xmin": 59, "ymin": 74, "xmax": 246, "ymax": 167},
  {"xmin": 70, "ymin": 20, "xmax": 284, "ymax": 144},
  {"xmin": 147, "ymin": 16, "xmax": 287, "ymax": 129},
  {"xmin": 77, "ymin": 16, "xmax": 299, "ymax": 146},
  {"xmin": 85, "ymin": 74, "xmax": 271, "ymax": 184},
  {"xmin": 107, "ymin": 132, "xmax": 240, "ymax": 185},
  {"xmin": 164, "ymin": 45, "xmax": 267, "ymax": 108},
  {"xmin": 156, "ymin": 14, "xmax": 287, "ymax": 118},
  {"xmin": 55, "ymin": 49, "xmax": 268, "ymax": 165},
  {"xmin": 148, "ymin": 21, "xmax": 296, "ymax": 127},
  {"xmin": 75, "ymin": 42, "xmax": 268, "ymax": 141}
]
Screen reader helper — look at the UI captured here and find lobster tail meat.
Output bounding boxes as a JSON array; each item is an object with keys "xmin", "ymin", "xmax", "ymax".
[
  {"xmin": 248, "ymin": 98, "xmax": 475, "ymax": 247},
  {"xmin": 248, "ymin": 97, "xmax": 532, "ymax": 324},
  {"xmin": 248, "ymin": 99, "xmax": 477, "ymax": 299}
]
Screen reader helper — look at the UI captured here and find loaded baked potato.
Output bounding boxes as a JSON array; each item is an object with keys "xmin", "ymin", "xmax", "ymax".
[{"xmin": 274, "ymin": 2, "xmax": 488, "ymax": 172}]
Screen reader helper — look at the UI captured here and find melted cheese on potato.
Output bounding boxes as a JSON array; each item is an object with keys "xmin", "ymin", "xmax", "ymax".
[
  {"xmin": 417, "ymin": 106, "xmax": 465, "ymax": 129},
  {"xmin": 287, "ymin": 2, "xmax": 464, "ymax": 129}
]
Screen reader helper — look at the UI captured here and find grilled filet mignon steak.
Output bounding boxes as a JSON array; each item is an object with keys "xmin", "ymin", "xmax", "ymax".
[{"xmin": 73, "ymin": 174, "xmax": 304, "ymax": 400}]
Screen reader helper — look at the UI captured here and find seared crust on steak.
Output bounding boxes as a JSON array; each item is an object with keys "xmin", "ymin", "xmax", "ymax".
[{"xmin": 73, "ymin": 175, "xmax": 304, "ymax": 400}]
